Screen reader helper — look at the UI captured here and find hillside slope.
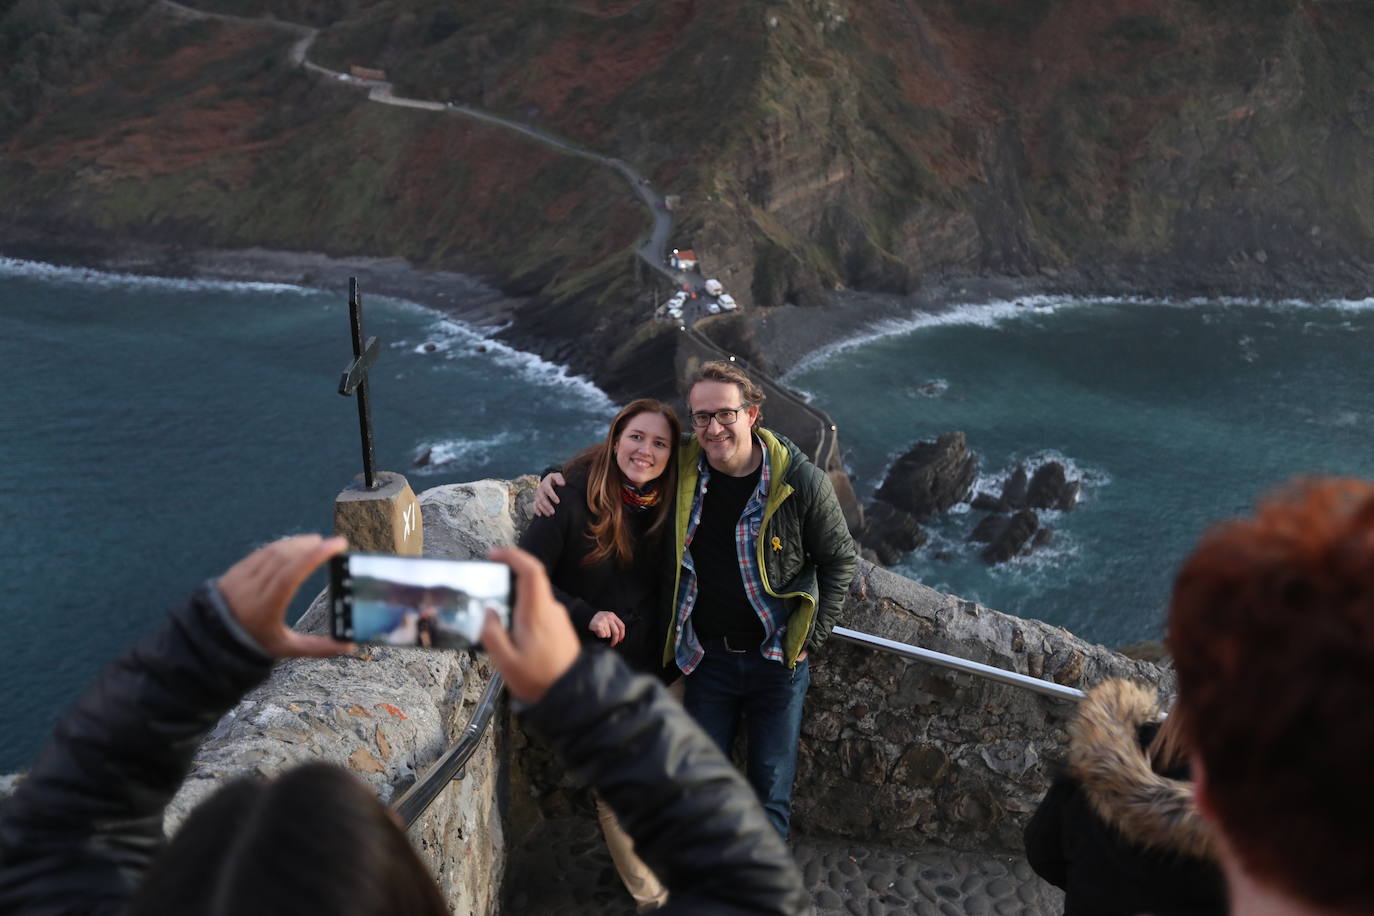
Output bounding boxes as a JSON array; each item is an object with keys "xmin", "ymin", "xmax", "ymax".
[{"xmin": 3, "ymin": 0, "xmax": 1372, "ymax": 388}]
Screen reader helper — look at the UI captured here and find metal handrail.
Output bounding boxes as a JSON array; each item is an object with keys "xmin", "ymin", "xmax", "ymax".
[
  {"xmin": 830, "ymin": 626, "xmax": 1086, "ymax": 702},
  {"xmin": 392, "ymin": 672, "xmax": 506, "ymax": 829},
  {"xmin": 389, "ymin": 626, "xmax": 1082, "ymax": 828}
]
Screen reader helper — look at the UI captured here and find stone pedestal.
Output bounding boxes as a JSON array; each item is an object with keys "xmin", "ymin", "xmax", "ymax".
[{"xmin": 334, "ymin": 471, "xmax": 423, "ymax": 555}]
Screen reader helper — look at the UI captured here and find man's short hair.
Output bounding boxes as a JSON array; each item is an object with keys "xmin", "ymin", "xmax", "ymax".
[
  {"xmin": 1166, "ymin": 477, "xmax": 1374, "ymax": 909},
  {"xmin": 689, "ymin": 361, "xmax": 766, "ymax": 422}
]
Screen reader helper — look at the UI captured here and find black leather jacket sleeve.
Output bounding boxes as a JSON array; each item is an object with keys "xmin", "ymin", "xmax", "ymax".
[
  {"xmin": 0, "ymin": 583, "xmax": 275, "ymax": 915},
  {"xmin": 521, "ymin": 648, "xmax": 814, "ymax": 915}
]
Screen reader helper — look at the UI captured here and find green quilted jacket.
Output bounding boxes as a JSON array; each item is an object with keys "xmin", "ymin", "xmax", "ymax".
[{"xmin": 666, "ymin": 427, "xmax": 858, "ymax": 669}]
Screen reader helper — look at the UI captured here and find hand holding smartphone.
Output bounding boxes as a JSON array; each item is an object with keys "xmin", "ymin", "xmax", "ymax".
[{"xmin": 329, "ymin": 553, "xmax": 513, "ymax": 651}]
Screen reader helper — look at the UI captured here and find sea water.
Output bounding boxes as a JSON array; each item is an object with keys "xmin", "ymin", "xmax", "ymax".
[
  {"xmin": 788, "ymin": 293, "xmax": 1374, "ymax": 653},
  {"xmin": 0, "ymin": 258, "xmax": 613, "ymax": 771},
  {"xmin": 8, "ymin": 267, "xmax": 1373, "ymax": 773}
]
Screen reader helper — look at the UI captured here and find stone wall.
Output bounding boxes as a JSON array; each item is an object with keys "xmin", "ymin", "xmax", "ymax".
[
  {"xmin": 163, "ymin": 477, "xmax": 541, "ymax": 916},
  {"xmin": 485, "ymin": 478, "xmax": 1170, "ymax": 854},
  {"xmin": 10, "ymin": 474, "xmax": 1167, "ymax": 907},
  {"xmin": 798, "ymin": 563, "xmax": 1169, "ymax": 852}
]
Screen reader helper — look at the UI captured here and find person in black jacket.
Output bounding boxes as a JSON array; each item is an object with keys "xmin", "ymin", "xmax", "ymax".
[
  {"xmin": 520, "ymin": 397, "xmax": 681, "ymax": 911},
  {"xmin": 520, "ymin": 397, "xmax": 680, "ymax": 681},
  {"xmin": 1023, "ymin": 679, "xmax": 1225, "ymax": 916},
  {"xmin": 0, "ymin": 535, "xmax": 810, "ymax": 916}
]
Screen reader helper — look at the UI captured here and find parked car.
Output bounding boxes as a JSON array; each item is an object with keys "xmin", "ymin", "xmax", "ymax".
[
  {"xmin": 718, "ymin": 294, "xmax": 738, "ymax": 311},
  {"xmin": 707, "ymin": 301, "xmax": 721, "ymax": 315},
  {"xmin": 704, "ymin": 278, "xmax": 724, "ymax": 296}
]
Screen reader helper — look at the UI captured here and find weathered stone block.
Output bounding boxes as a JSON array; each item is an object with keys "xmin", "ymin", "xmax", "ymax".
[
  {"xmin": 895, "ymin": 744, "xmax": 950, "ymax": 786},
  {"xmin": 333, "ymin": 471, "xmax": 423, "ymax": 556}
]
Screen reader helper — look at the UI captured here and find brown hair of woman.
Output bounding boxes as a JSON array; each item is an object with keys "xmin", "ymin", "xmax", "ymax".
[{"xmin": 569, "ymin": 398, "xmax": 681, "ymax": 568}]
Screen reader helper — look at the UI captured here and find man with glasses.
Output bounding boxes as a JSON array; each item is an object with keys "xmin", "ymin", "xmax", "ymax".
[
  {"xmin": 671, "ymin": 360, "xmax": 856, "ymax": 839},
  {"xmin": 540, "ymin": 360, "xmax": 856, "ymax": 838}
]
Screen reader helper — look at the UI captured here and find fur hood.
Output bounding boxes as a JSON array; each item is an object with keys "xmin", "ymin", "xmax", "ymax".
[{"xmin": 1067, "ymin": 679, "xmax": 1215, "ymax": 861}]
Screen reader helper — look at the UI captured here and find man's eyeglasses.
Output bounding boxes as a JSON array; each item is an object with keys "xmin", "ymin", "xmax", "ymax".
[{"xmin": 689, "ymin": 406, "xmax": 752, "ymax": 428}]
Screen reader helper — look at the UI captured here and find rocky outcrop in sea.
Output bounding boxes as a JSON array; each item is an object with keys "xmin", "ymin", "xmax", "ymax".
[{"xmin": 862, "ymin": 434, "xmax": 1083, "ymax": 568}]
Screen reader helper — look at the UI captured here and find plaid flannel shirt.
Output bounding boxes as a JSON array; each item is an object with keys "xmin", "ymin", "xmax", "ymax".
[{"xmin": 672, "ymin": 435, "xmax": 789, "ymax": 674}]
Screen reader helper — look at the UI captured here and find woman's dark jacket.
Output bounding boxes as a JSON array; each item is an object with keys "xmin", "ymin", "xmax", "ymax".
[
  {"xmin": 0, "ymin": 582, "xmax": 808, "ymax": 914},
  {"xmin": 1023, "ymin": 679, "xmax": 1226, "ymax": 916},
  {"xmin": 0, "ymin": 583, "xmax": 276, "ymax": 914},
  {"xmin": 520, "ymin": 471, "xmax": 674, "ymax": 680}
]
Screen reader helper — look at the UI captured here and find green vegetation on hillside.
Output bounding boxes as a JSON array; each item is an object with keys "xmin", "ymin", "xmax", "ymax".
[{"xmin": 4, "ymin": 0, "xmax": 1374, "ymax": 391}]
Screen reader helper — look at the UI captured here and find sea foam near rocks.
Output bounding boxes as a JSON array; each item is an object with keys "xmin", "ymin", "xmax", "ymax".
[
  {"xmin": 411, "ymin": 433, "xmax": 519, "ymax": 474},
  {"xmin": 0, "ymin": 256, "xmax": 313, "ymax": 296},
  {"xmin": 424, "ymin": 317, "xmax": 614, "ymax": 411}
]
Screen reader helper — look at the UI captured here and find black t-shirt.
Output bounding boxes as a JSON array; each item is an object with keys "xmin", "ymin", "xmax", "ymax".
[{"xmin": 689, "ymin": 463, "xmax": 765, "ymax": 641}]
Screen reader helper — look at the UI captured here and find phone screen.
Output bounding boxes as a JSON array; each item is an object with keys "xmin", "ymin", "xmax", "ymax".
[{"xmin": 330, "ymin": 553, "xmax": 512, "ymax": 651}]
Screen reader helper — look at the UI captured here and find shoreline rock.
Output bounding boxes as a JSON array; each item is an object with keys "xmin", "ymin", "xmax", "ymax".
[{"xmin": 874, "ymin": 432, "xmax": 977, "ymax": 521}]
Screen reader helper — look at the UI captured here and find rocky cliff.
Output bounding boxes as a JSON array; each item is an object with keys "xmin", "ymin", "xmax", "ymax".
[{"xmin": 2, "ymin": 0, "xmax": 1371, "ymax": 392}]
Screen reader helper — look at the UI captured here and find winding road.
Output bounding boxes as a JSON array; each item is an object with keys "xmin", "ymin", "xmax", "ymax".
[
  {"xmin": 158, "ymin": 0, "xmax": 840, "ymax": 470},
  {"xmin": 161, "ymin": 1, "xmax": 694, "ymax": 296}
]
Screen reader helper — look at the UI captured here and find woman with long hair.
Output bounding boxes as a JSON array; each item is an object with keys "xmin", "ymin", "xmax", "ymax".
[{"xmin": 519, "ymin": 397, "xmax": 681, "ymax": 912}]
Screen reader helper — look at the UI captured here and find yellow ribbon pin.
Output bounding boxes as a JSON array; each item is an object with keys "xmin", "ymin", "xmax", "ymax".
[{"xmin": 771, "ymin": 536, "xmax": 783, "ymax": 551}]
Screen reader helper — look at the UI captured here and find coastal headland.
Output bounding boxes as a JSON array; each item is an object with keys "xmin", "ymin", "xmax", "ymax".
[{"xmin": 4, "ymin": 0, "xmax": 1374, "ymax": 402}]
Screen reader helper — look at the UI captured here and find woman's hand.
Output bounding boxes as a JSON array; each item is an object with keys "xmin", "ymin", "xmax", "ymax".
[
  {"xmin": 588, "ymin": 610, "xmax": 627, "ymax": 647},
  {"xmin": 217, "ymin": 534, "xmax": 352, "ymax": 658},
  {"xmin": 482, "ymin": 546, "xmax": 580, "ymax": 703},
  {"xmin": 533, "ymin": 471, "xmax": 566, "ymax": 517}
]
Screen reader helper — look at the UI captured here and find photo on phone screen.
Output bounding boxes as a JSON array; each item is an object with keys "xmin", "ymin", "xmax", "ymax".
[{"xmin": 330, "ymin": 554, "xmax": 512, "ymax": 651}]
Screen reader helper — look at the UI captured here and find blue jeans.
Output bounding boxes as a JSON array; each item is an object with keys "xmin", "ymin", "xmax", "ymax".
[{"xmin": 683, "ymin": 642, "xmax": 811, "ymax": 839}]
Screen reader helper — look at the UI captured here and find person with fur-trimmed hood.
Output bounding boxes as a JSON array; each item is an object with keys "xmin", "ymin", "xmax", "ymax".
[{"xmin": 1023, "ymin": 679, "xmax": 1226, "ymax": 916}]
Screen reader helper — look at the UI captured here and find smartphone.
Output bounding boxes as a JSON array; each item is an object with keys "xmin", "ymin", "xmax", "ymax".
[{"xmin": 329, "ymin": 553, "xmax": 513, "ymax": 651}]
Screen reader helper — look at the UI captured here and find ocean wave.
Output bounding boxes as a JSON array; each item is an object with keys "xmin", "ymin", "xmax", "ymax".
[
  {"xmin": 785, "ymin": 295, "xmax": 1102, "ymax": 377},
  {"xmin": 989, "ymin": 529, "xmax": 1083, "ymax": 573},
  {"xmin": 357, "ymin": 303, "xmax": 613, "ymax": 410},
  {"xmin": 0, "ymin": 247, "xmax": 615, "ymax": 411},
  {"xmin": 1178, "ymin": 294, "xmax": 1374, "ymax": 312},
  {"xmin": 0, "ymin": 256, "xmax": 314, "ymax": 296},
  {"xmin": 410, "ymin": 433, "xmax": 516, "ymax": 474},
  {"xmin": 787, "ymin": 292, "xmax": 1374, "ymax": 378},
  {"xmin": 1296, "ymin": 406, "xmax": 1362, "ymax": 429},
  {"xmin": 424, "ymin": 318, "xmax": 614, "ymax": 411},
  {"xmin": 902, "ymin": 522, "xmax": 1086, "ymax": 589}
]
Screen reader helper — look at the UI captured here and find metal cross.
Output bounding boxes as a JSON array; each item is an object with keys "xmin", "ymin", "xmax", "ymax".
[{"xmin": 338, "ymin": 276, "xmax": 380, "ymax": 489}]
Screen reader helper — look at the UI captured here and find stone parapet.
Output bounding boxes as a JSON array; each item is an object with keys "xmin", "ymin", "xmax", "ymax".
[
  {"xmin": 488, "ymin": 477, "xmax": 1168, "ymax": 855},
  {"xmin": 16, "ymin": 475, "xmax": 1162, "ymax": 909},
  {"xmin": 168, "ymin": 477, "xmax": 541, "ymax": 916},
  {"xmin": 796, "ymin": 562, "xmax": 1168, "ymax": 851},
  {"xmin": 166, "ymin": 643, "xmax": 503, "ymax": 914}
]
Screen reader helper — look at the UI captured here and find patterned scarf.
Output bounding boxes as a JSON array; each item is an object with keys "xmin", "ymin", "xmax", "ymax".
[{"xmin": 621, "ymin": 481, "xmax": 662, "ymax": 511}]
